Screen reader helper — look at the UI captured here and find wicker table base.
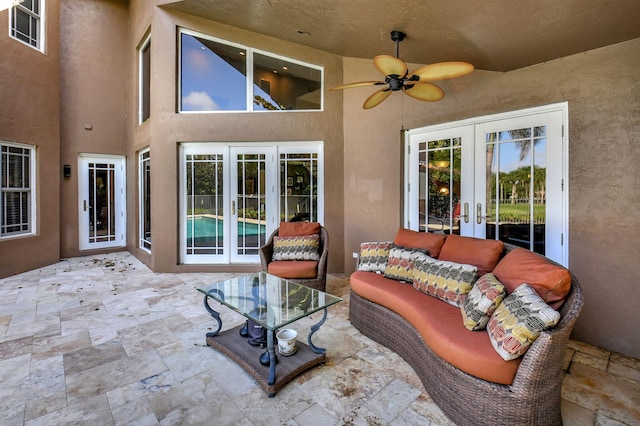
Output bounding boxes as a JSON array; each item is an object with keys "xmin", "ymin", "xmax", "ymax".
[{"xmin": 205, "ymin": 324, "xmax": 325, "ymax": 397}]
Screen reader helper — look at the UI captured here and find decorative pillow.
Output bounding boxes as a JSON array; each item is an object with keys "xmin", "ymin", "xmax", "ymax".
[
  {"xmin": 412, "ymin": 252, "xmax": 478, "ymax": 307},
  {"xmin": 383, "ymin": 244, "xmax": 428, "ymax": 283},
  {"xmin": 357, "ymin": 241, "xmax": 392, "ymax": 273},
  {"xmin": 460, "ymin": 273, "xmax": 507, "ymax": 331},
  {"xmin": 393, "ymin": 228, "xmax": 447, "ymax": 258},
  {"xmin": 272, "ymin": 234, "xmax": 320, "ymax": 261},
  {"xmin": 438, "ymin": 234, "xmax": 504, "ymax": 276},
  {"xmin": 278, "ymin": 221, "xmax": 321, "ymax": 237},
  {"xmin": 487, "ymin": 283, "xmax": 561, "ymax": 361},
  {"xmin": 492, "ymin": 247, "xmax": 572, "ymax": 310}
]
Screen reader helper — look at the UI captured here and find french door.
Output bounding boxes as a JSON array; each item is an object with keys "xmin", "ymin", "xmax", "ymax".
[
  {"xmin": 405, "ymin": 103, "xmax": 568, "ymax": 265},
  {"xmin": 181, "ymin": 143, "xmax": 323, "ymax": 264},
  {"xmin": 78, "ymin": 155, "xmax": 126, "ymax": 250}
]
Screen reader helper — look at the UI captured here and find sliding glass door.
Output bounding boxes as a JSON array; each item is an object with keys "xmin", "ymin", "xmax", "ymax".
[{"xmin": 181, "ymin": 143, "xmax": 323, "ymax": 264}]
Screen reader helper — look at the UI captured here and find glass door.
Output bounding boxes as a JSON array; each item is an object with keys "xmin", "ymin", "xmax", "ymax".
[
  {"xmin": 230, "ymin": 147, "xmax": 273, "ymax": 262},
  {"xmin": 474, "ymin": 111, "xmax": 565, "ymax": 264},
  {"xmin": 405, "ymin": 126, "xmax": 475, "ymax": 236},
  {"xmin": 78, "ymin": 155, "xmax": 126, "ymax": 250}
]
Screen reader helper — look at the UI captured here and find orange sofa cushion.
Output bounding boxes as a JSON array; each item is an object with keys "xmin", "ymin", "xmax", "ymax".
[
  {"xmin": 438, "ymin": 234, "xmax": 504, "ymax": 276},
  {"xmin": 350, "ymin": 271, "xmax": 521, "ymax": 384},
  {"xmin": 267, "ymin": 260, "xmax": 318, "ymax": 279},
  {"xmin": 492, "ymin": 247, "xmax": 571, "ymax": 310},
  {"xmin": 393, "ymin": 228, "xmax": 447, "ymax": 258},
  {"xmin": 279, "ymin": 221, "xmax": 321, "ymax": 237}
]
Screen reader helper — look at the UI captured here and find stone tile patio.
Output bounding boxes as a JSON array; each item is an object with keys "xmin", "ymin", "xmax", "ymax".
[{"xmin": 0, "ymin": 252, "xmax": 638, "ymax": 425}]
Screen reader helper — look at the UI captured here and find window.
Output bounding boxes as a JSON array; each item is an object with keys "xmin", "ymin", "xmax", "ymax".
[
  {"xmin": 1, "ymin": 142, "xmax": 35, "ymax": 237},
  {"xmin": 280, "ymin": 151, "xmax": 320, "ymax": 222},
  {"xmin": 139, "ymin": 34, "xmax": 151, "ymax": 123},
  {"xmin": 139, "ymin": 149, "xmax": 151, "ymax": 251},
  {"xmin": 179, "ymin": 29, "xmax": 323, "ymax": 112},
  {"xmin": 10, "ymin": 0, "xmax": 44, "ymax": 51}
]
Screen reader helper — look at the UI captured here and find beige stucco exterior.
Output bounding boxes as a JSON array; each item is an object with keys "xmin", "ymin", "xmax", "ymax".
[{"xmin": 0, "ymin": 1, "xmax": 638, "ymax": 358}]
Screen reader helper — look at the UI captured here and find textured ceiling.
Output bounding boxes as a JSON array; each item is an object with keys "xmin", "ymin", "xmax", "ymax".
[{"xmin": 162, "ymin": 0, "xmax": 640, "ymax": 72}]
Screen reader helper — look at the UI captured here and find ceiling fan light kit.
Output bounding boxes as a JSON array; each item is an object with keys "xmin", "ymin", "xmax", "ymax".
[{"xmin": 329, "ymin": 31, "xmax": 474, "ymax": 109}]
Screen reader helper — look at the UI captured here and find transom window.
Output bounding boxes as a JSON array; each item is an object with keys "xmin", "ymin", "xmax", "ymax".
[
  {"xmin": 1, "ymin": 142, "xmax": 36, "ymax": 238},
  {"xmin": 10, "ymin": 0, "xmax": 44, "ymax": 51},
  {"xmin": 179, "ymin": 28, "xmax": 323, "ymax": 112}
]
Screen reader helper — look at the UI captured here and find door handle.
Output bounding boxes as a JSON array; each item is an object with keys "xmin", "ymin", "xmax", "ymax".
[
  {"xmin": 477, "ymin": 203, "xmax": 494, "ymax": 223},
  {"xmin": 83, "ymin": 200, "xmax": 87, "ymax": 211},
  {"xmin": 231, "ymin": 200, "xmax": 236, "ymax": 215},
  {"xmin": 461, "ymin": 202, "xmax": 469, "ymax": 223}
]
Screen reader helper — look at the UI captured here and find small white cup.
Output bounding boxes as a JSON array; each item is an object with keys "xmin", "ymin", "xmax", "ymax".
[{"xmin": 276, "ymin": 329, "xmax": 297, "ymax": 355}]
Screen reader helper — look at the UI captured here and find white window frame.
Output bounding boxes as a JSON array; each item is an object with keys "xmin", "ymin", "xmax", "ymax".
[
  {"xmin": 178, "ymin": 28, "xmax": 324, "ymax": 113},
  {"xmin": 139, "ymin": 148, "xmax": 151, "ymax": 252},
  {"xmin": 1, "ymin": 141, "xmax": 36, "ymax": 239},
  {"xmin": 9, "ymin": 0, "xmax": 45, "ymax": 52},
  {"xmin": 138, "ymin": 32, "xmax": 151, "ymax": 124}
]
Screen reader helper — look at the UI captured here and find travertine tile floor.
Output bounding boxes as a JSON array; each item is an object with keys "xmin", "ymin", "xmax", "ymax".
[{"xmin": 0, "ymin": 252, "xmax": 638, "ymax": 425}]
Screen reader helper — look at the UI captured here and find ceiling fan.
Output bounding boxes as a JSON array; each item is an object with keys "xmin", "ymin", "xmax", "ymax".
[{"xmin": 329, "ymin": 31, "xmax": 474, "ymax": 109}]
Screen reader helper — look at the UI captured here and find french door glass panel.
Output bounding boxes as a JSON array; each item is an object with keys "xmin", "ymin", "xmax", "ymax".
[
  {"xmin": 78, "ymin": 156, "xmax": 126, "ymax": 250},
  {"xmin": 230, "ymin": 147, "xmax": 272, "ymax": 262},
  {"xmin": 475, "ymin": 111, "xmax": 564, "ymax": 263},
  {"xmin": 406, "ymin": 126, "xmax": 475, "ymax": 236}
]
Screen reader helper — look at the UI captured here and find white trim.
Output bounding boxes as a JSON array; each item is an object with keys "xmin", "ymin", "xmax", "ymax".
[
  {"xmin": 138, "ymin": 148, "xmax": 151, "ymax": 253},
  {"xmin": 138, "ymin": 32, "xmax": 151, "ymax": 125},
  {"xmin": 8, "ymin": 0, "xmax": 45, "ymax": 53},
  {"xmin": 0, "ymin": 140, "xmax": 36, "ymax": 239}
]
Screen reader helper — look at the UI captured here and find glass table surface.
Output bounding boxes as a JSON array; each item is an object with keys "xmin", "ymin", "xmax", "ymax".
[{"xmin": 197, "ymin": 271, "xmax": 342, "ymax": 331}]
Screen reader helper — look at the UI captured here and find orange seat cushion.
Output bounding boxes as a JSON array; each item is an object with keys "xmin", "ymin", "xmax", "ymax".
[
  {"xmin": 279, "ymin": 221, "xmax": 321, "ymax": 237},
  {"xmin": 350, "ymin": 271, "xmax": 521, "ymax": 385},
  {"xmin": 268, "ymin": 260, "xmax": 318, "ymax": 279},
  {"xmin": 393, "ymin": 228, "xmax": 447, "ymax": 258},
  {"xmin": 492, "ymin": 247, "xmax": 571, "ymax": 310},
  {"xmin": 438, "ymin": 234, "xmax": 504, "ymax": 276}
]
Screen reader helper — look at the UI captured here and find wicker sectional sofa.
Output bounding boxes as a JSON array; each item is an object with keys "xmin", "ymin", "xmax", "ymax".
[{"xmin": 349, "ymin": 229, "xmax": 584, "ymax": 425}]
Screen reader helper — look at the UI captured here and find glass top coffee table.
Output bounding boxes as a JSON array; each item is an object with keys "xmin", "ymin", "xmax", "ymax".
[{"xmin": 197, "ymin": 272, "xmax": 342, "ymax": 396}]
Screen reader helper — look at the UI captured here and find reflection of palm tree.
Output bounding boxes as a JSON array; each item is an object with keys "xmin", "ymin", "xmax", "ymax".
[{"xmin": 484, "ymin": 128, "xmax": 542, "ymax": 222}]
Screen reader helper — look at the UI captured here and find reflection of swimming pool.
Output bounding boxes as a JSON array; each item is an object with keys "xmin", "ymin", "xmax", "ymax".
[{"xmin": 187, "ymin": 216, "xmax": 265, "ymax": 239}]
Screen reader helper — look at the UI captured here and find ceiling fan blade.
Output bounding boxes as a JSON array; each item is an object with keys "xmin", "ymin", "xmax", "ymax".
[
  {"xmin": 409, "ymin": 61, "xmax": 474, "ymax": 81},
  {"xmin": 363, "ymin": 89, "xmax": 392, "ymax": 109},
  {"xmin": 329, "ymin": 81, "xmax": 384, "ymax": 91},
  {"xmin": 374, "ymin": 55, "xmax": 408, "ymax": 77},
  {"xmin": 402, "ymin": 82, "xmax": 445, "ymax": 102}
]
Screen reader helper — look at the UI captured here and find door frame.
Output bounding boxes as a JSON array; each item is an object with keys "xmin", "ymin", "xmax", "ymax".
[
  {"xmin": 404, "ymin": 102, "xmax": 569, "ymax": 266},
  {"xmin": 77, "ymin": 154, "xmax": 127, "ymax": 250}
]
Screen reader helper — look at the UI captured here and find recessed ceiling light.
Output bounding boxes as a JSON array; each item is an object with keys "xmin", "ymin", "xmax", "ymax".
[
  {"xmin": 239, "ymin": 51, "xmax": 245, "ymax": 56},
  {"xmin": 282, "ymin": 66, "xmax": 288, "ymax": 70}
]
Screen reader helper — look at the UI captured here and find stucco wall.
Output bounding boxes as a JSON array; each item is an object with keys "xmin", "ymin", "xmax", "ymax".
[
  {"xmin": 126, "ymin": 6, "xmax": 345, "ymax": 273},
  {"xmin": 58, "ymin": 0, "xmax": 130, "ymax": 259},
  {"xmin": 342, "ymin": 38, "xmax": 640, "ymax": 358},
  {"xmin": 0, "ymin": 1, "xmax": 61, "ymax": 278}
]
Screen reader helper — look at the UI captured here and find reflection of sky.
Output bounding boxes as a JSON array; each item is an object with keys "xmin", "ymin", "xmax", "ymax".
[
  {"xmin": 493, "ymin": 131, "xmax": 547, "ymax": 173},
  {"xmin": 181, "ymin": 34, "xmax": 279, "ymax": 111}
]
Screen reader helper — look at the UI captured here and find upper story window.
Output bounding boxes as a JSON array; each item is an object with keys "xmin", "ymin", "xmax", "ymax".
[
  {"xmin": 1, "ymin": 142, "xmax": 36, "ymax": 238},
  {"xmin": 138, "ymin": 33, "xmax": 151, "ymax": 124},
  {"xmin": 10, "ymin": 0, "xmax": 44, "ymax": 51},
  {"xmin": 179, "ymin": 28, "xmax": 323, "ymax": 113}
]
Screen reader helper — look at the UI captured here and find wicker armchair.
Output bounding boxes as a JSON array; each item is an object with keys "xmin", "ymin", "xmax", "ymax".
[{"xmin": 259, "ymin": 226, "xmax": 329, "ymax": 292}]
